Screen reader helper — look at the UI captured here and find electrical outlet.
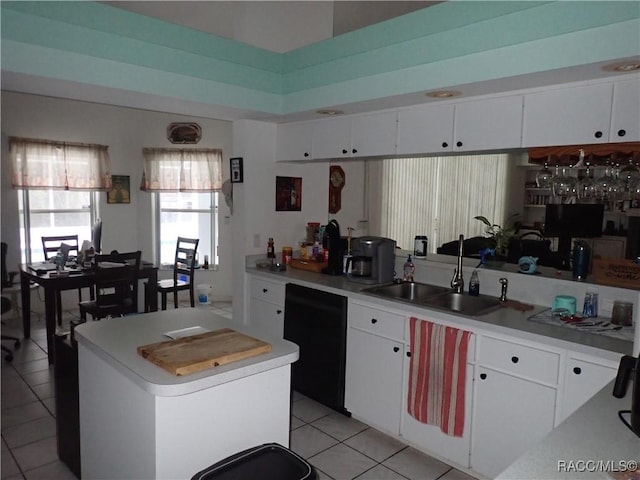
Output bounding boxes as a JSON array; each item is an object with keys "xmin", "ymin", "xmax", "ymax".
[{"xmin": 253, "ymin": 234, "xmax": 260, "ymax": 248}]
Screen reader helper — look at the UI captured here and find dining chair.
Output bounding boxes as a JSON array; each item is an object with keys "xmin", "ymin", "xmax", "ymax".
[
  {"xmin": 1, "ymin": 243, "xmax": 21, "ymax": 362},
  {"xmin": 78, "ymin": 250, "xmax": 141, "ymax": 321},
  {"xmin": 42, "ymin": 235, "xmax": 82, "ymax": 325},
  {"xmin": 153, "ymin": 237, "xmax": 199, "ymax": 310}
]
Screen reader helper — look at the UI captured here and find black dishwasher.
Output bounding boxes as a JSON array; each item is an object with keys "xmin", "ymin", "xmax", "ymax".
[{"xmin": 284, "ymin": 283, "xmax": 349, "ymax": 415}]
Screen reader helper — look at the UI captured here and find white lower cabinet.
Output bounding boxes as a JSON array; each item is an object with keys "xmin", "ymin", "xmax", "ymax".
[
  {"xmin": 558, "ymin": 355, "xmax": 618, "ymax": 424},
  {"xmin": 400, "ymin": 357, "xmax": 474, "ymax": 468},
  {"xmin": 470, "ymin": 366, "xmax": 557, "ymax": 478},
  {"xmin": 249, "ymin": 277, "xmax": 285, "ymax": 338},
  {"xmin": 345, "ymin": 328, "xmax": 404, "ymax": 434}
]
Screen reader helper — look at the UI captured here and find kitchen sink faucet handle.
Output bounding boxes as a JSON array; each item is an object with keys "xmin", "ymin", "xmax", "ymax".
[{"xmin": 499, "ymin": 278, "xmax": 508, "ymax": 303}]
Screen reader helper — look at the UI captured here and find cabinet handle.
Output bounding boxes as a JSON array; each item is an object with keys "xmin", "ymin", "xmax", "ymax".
[
  {"xmin": 480, "ymin": 373, "xmax": 487, "ymax": 380},
  {"xmin": 371, "ymin": 318, "xmax": 378, "ymax": 324},
  {"xmin": 573, "ymin": 367, "xmax": 582, "ymax": 375},
  {"xmin": 618, "ymin": 129, "xmax": 626, "ymax": 137},
  {"xmin": 594, "ymin": 131, "xmax": 603, "ymax": 138},
  {"xmin": 262, "ymin": 288, "xmax": 268, "ymax": 293},
  {"xmin": 304, "ymin": 152, "xmax": 310, "ymax": 157},
  {"xmin": 276, "ymin": 309, "xmax": 282, "ymax": 315},
  {"xmin": 406, "ymin": 351, "xmax": 412, "ymax": 357},
  {"xmin": 393, "ymin": 346, "xmax": 400, "ymax": 353},
  {"xmin": 442, "ymin": 142, "xmax": 448, "ymax": 148},
  {"xmin": 352, "ymin": 148, "xmax": 358, "ymax": 154},
  {"xmin": 456, "ymin": 141, "xmax": 463, "ymax": 147},
  {"xmin": 511, "ymin": 356, "xmax": 519, "ymax": 364},
  {"xmin": 342, "ymin": 149, "xmax": 348, "ymax": 154}
]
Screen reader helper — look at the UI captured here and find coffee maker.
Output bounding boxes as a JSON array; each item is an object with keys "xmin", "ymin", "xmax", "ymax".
[
  {"xmin": 322, "ymin": 219, "xmax": 348, "ymax": 276},
  {"xmin": 348, "ymin": 236, "xmax": 396, "ymax": 284}
]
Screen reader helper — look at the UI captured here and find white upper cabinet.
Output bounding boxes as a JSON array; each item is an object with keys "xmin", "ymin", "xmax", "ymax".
[
  {"xmin": 522, "ymin": 83, "xmax": 613, "ymax": 147},
  {"xmin": 397, "ymin": 104, "xmax": 455, "ymax": 155},
  {"xmin": 312, "ymin": 112, "xmax": 397, "ymax": 160},
  {"xmin": 350, "ymin": 111, "xmax": 398, "ymax": 158},
  {"xmin": 610, "ymin": 78, "xmax": 640, "ymax": 143},
  {"xmin": 453, "ymin": 96, "xmax": 523, "ymax": 151},
  {"xmin": 276, "ymin": 122, "xmax": 314, "ymax": 161}
]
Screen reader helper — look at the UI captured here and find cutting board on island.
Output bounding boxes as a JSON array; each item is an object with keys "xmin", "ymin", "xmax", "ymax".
[{"xmin": 137, "ymin": 328, "xmax": 272, "ymax": 376}]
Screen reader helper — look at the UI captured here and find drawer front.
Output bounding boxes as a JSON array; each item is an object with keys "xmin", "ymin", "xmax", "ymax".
[
  {"xmin": 250, "ymin": 278, "xmax": 285, "ymax": 305},
  {"xmin": 478, "ymin": 336, "xmax": 560, "ymax": 385},
  {"xmin": 349, "ymin": 303, "xmax": 405, "ymax": 340}
]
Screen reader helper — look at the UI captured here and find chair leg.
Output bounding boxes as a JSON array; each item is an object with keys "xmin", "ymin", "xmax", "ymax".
[
  {"xmin": 56, "ymin": 292, "xmax": 63, "ymax": 326},
  {"xmin": 161, "ymin": 292, "xmax": 167, "ymax": 311},
  {"xmin": 173, "ymin": 290, "xmax": 178, "ymax": 309},
  {"xmin": 189, "ymin": 285, "xmax": 195, "ymax": 308},
  {"xmin": 144, "ymin": 283, "xmax": 149, "ymax": 313}
]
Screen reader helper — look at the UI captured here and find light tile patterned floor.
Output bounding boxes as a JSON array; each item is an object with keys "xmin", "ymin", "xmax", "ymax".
[{"xmin": 1, "ymin": 302, "xmax": 476, "ymax": 480}]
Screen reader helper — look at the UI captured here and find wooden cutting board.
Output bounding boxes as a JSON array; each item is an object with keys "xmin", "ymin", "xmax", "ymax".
[
  {"xmin": 289, "ymin": 259, "xmax": 327, "ymax": 272},
  {"xmin": 137, "ymin": 328, "xmax": 272, "ymax": 376}
]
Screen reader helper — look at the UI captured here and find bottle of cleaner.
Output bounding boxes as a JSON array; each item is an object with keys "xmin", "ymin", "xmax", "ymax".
[
  {"xmin": 403, "ymin": 255, "xmax": 415, "ymax": 282},
  {"xmin": 469, "ymin": 270, "xmax": 480, "ymax": 296}
]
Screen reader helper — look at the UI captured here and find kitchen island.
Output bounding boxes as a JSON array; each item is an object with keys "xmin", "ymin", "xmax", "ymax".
[
  {"xmin": 74, "ymin": 309, "xmax": 299, "ymax": 480},
  {"xmin": 497, "ymin": 378, "xmax": 639, "ymax": 479}
]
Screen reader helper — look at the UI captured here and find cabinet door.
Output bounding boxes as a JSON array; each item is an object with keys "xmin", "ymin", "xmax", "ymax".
[
  {"xmin": 559, "ymin": 357, "xmax": 617, "ymax": 423},
  {"xmin": 610, "ymin": 78, "xmax": 640, "ymax": 143},
  {"xmin": 471, "ymin": 367, "xmax": 556, "ymax": 479},
  {"xmin": 522, "ymin": 83, "xmax": 613, "ymax": 147},
  {"xmin": 350, "ymin": 111, "xmax": 398, "ymax": 158},
  {"xmin": 312, "ymin": 117, "xmax": 352, "ymax": 160},
  {"xmin": 250, "ymin": 298, "xmax": 285, "ymax": 338},
  {"xmin": 277, "ymin": 122, "xmax": 314, "ymax": 161},
  {"xmin": 453, "ymin": 96, "xmax": 523, "ymax": 151},
  {"xmin": 345, "ymin": 328, "xmax": 403, "ymax": 434},
  {"xmin": 592, "ymin": 236, "xmax": 626, "ymax": 259},
  {"xmin": 397, "ymin": 104, "xmax": 454, "ymax": 155}
]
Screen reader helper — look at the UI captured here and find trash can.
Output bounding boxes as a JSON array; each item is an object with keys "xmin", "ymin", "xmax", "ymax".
[
  {"xmin": 191, "ymin": 443, "xmax": 317, "ymax": 480},
  {"xmin": 196, "ymin": 284, "xmax": 213, "ymax": 305}
]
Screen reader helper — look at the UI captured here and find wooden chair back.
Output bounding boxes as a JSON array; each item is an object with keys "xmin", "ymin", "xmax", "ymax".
[
  {"xmin": 172, "ymin": 237, "xmax": 199, "ymax": 286},
  {"xmin": 93, "ymin": 251, "xmax": 142, "ymax": 314},
  {"xmin": 41, "ymin": 235, "xmax": 79, "ymax": 261}
]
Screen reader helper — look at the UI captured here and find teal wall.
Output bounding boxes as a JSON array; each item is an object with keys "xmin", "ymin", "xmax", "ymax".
[{"xmin": 1, "ymin": 1, "xmax": 639, "ymax": 116}]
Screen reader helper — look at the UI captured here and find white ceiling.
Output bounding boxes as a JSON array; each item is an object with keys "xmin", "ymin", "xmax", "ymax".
[{"xmin": 101, "ymin": 1, "xmax": 438, "ymax": 52}]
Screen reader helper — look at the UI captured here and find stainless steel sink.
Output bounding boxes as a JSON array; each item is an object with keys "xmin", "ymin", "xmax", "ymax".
[
  {"xmin": 362, "ymin": 281, "xmax": 503, "ymax": 316},
  {"xmin": 362, "ymin": 282, "xmax": 450, "ymax": 303},
  {"xmin": 422, "ymin": 292, "xmax": 503, "ymax": 316}
]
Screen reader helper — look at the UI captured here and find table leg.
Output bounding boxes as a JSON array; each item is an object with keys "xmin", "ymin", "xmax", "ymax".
[
  {"xmin": 20, "ymin": 271, "xmax": 31, "ymax": 339},
  {"xmin": 44, "ymin": 286, "xmax": 57, "ymax": 364},
  {"xmin": 147, "ymin": 270, "xmax": 158, "ymax": 313}
]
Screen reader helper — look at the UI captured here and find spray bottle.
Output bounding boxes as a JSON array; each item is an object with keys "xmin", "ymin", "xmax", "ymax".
[{"xmin": 403, "ymin": 255, "xmax": 415, "ymax": 282}]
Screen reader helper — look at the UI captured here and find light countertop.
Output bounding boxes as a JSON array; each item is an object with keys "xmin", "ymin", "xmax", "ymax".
[
  {"xmin": 74, "ymin": 309, "xmax": 299, "ymax": 397},
  {"xmin": 497, "ymin": 378, "xmax": 639, "ymax": 479}
]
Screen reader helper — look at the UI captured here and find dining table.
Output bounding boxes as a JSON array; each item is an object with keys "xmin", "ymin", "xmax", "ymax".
[{"xmin": 20, "ymin": 261, "xmax": 158, "ymax": 364}]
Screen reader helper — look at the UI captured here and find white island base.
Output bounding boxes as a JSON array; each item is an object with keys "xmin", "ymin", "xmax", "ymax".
[{"xmin": 76, "ymin": 310, "xmax": 298, "ymax": 480}]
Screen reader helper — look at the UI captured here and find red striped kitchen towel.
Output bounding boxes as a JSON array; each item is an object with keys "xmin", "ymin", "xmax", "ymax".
[{"xmin": 407, "ymin": 317, "xmax": 471, "ymax": 437}]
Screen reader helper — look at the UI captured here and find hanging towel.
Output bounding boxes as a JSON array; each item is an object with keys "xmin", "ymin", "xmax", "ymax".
[{"xmin": 407, "ymin": 317, "xmax": 471, "ymax": 437}]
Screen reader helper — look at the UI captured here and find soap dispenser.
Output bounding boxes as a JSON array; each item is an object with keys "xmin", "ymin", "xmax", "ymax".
[
  {"xmin": 469, "ymin": 270, "xmax": 480, "ymax": 296},
  {"xmin": 403, "ymin": 255, "xmax": 415, "ymax": 282}
]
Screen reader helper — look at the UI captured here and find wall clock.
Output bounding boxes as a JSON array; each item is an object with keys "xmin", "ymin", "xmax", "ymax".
[{"xmin": 329, "ymin": 165, "xmax": 345, "ymax": 214}]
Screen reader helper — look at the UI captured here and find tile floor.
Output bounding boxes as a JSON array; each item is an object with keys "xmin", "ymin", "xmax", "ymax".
[{"xmin": 1, "ymin": 301, "xmax": 476, "ymax": 480}]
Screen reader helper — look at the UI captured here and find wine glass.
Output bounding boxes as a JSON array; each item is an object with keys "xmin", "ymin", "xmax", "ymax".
[
  {"xmin": 552, "ymin": 165, "xmax": 576, "ymax": 200},
  {"xmin": 535, "ymin": 162, "xmax": 553, "ymax": 188},
  {"xmin": 594, "ymin": 162, "xmax": 613, "ymax": 203},
  {"xmin": 578, "ymin": 162, "xmax": 596, "ymax": 201},
  {"xmin": 619, "ymin": 158, "xmax": 640, "ymax": 199}
]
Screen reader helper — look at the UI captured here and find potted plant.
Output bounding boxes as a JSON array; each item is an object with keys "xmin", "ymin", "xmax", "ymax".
[{"xmin": 474, "ymin": 213, "xmax": 521, "ymax": 259}]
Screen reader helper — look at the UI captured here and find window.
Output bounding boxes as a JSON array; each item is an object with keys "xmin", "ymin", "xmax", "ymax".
[
  {"xmin": 141, "ymin": 148, "xmax": 223, "ymax": 267},
  {"xmin": 370, "ymin": 153, "xmax": 512, "ymax": 252},
  {"xmin": 18, "ymin": 191, "xmax": 99, "ymax": 263},
  {"xmin": 155, "ymin": 192, "xmax": 219, "ymax": 267},
  {"xmin": 9, "ymin": 137, "xmax": 111, "ymax": 263}
]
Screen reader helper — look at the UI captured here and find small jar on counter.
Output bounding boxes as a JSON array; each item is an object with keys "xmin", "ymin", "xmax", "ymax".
[{"xmin": 282, "ymin": 246, "xmax": 293, "ymax": 265}]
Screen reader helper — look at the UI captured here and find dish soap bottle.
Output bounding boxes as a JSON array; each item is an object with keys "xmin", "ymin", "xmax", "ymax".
[
  {"xmin": 469, "ymin": 270, "xmax": 480, "ymax": 296},
  {"xmin": 403, "ymin": 255, "xmax": 415, "ymax": 282}
]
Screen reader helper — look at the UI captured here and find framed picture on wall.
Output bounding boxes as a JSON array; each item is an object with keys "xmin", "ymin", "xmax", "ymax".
[
  {"xmin": 107, "ymin": 175, "xmax": 131, "ymax": 204},
  {"xmin": 230, "ymin": 157, "xmax": 244, "ymax": 183},
  {"xmin": 276, "ymin": 176, "xmax": 302, "ymax": 211}
]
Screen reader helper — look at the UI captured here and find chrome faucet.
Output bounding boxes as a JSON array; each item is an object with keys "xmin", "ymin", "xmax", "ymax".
[
  {"xmin": 499, "ymin": 277, "xmax": 508, "ymax": 302},
  {"xmin": 450, "ymin": 234, "xmax": 464, "ymax": 294}
]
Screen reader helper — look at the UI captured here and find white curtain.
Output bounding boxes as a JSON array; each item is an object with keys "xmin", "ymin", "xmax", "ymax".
[
  {"xmin": 140, "ymin": 148, "xmax": 223, "ymax": 192},
  {"xmin": 10, "ymin": 137, "xmax": 112, "ymax": 190},
  {"xmin": 376, "ymin": 154, "xmax": 510, "ymax": 252}
]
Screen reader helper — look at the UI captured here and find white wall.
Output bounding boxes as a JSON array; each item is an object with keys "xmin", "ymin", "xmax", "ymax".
[{"xmin": 1, "ymin": 92, "xmax": 234, "ymax": 301}]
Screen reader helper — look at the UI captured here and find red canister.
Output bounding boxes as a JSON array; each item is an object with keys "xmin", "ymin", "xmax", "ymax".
[{"xmin": 282, "ymin": 246, "xmax": 293, "ymax": 265}]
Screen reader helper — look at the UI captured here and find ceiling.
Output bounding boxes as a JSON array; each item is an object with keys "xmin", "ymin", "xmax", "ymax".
[{"xmin": 101, "ymin": 1, "xmax": 439, "ymax": 52}]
